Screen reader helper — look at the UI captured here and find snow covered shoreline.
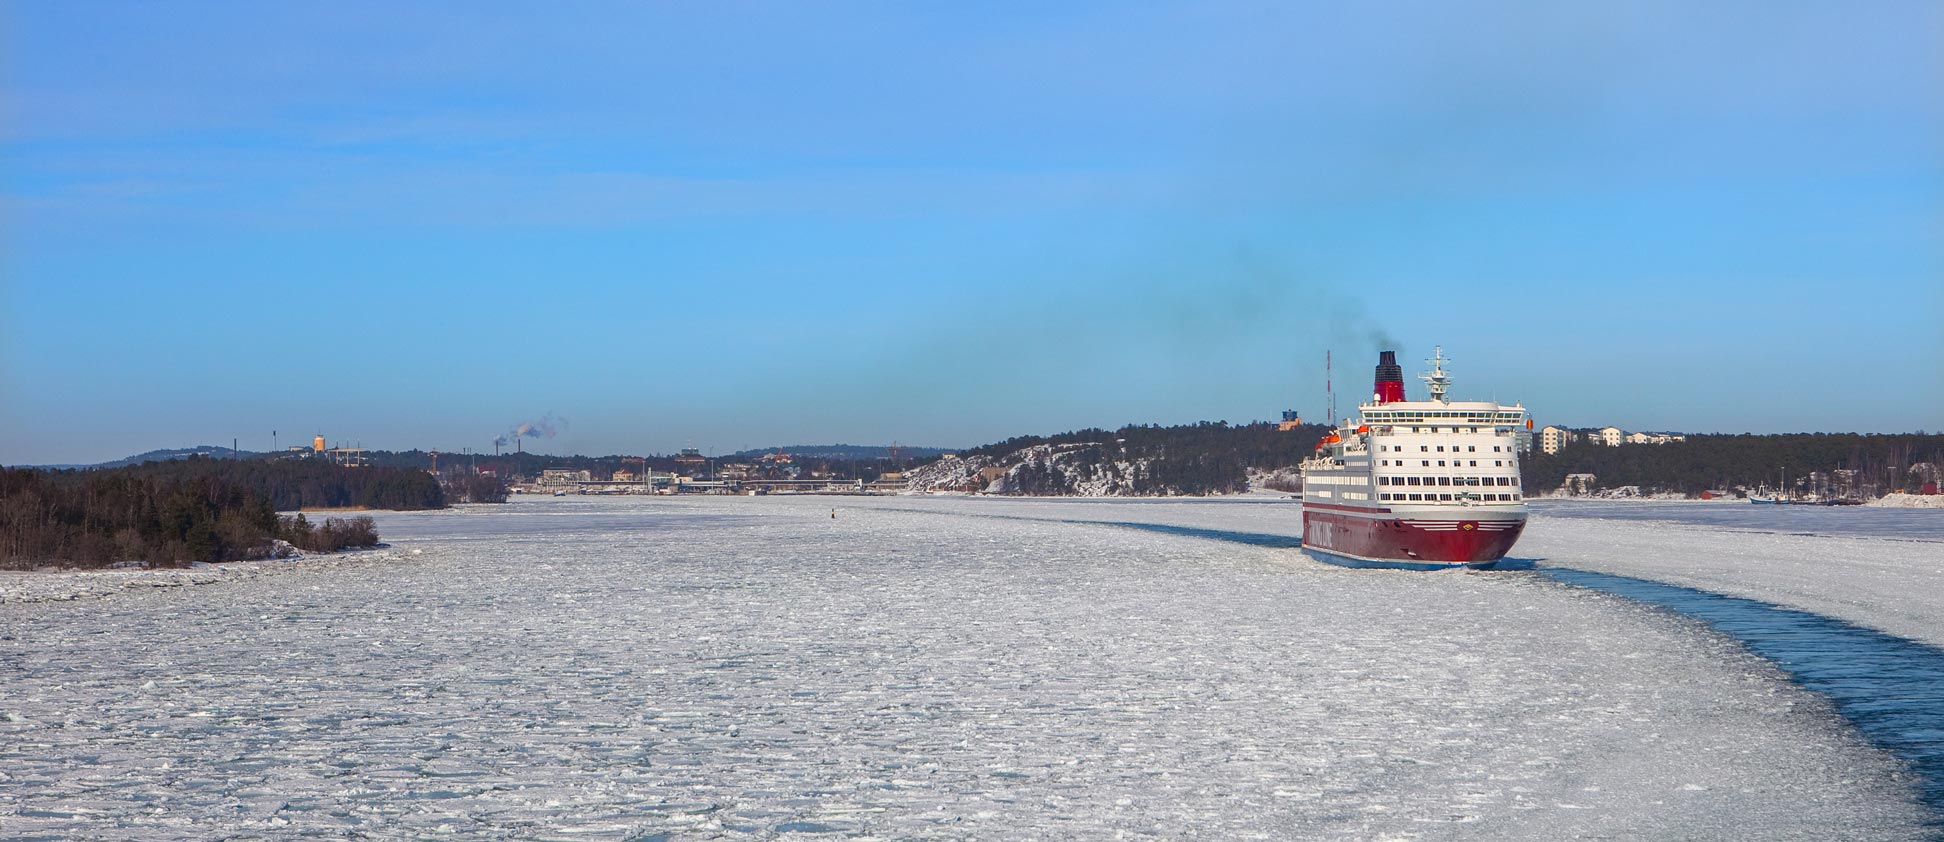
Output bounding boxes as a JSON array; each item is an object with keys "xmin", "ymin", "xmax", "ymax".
[
  {"xmin": 0, "ymin": 547, "xmax": 416, "ymax": 605},
  {"xmin": 1869, "ymin": 492, "xmax": 1944, "ymax": 508}
]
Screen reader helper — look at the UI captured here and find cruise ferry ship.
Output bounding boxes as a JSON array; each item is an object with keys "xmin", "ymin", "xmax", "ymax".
[{"xmin": 1300, "ymin": 348, "xmax": 1530, "ymax": 569}]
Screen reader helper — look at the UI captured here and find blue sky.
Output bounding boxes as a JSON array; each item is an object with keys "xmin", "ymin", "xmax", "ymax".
[{"xmin": 3, "ymin": 2, "xmax": 1939, "ymax": 464}]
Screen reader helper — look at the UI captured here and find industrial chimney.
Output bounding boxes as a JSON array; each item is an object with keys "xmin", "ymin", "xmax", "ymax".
[{"xmin": 1373, "ymin": 351, "xmax": 1405, "ymax": 403}]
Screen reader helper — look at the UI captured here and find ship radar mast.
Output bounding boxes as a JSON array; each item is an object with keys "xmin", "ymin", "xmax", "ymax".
[{"xmin": 1421, "ymin": 346, "xmax": 1452, "ymax": 404}]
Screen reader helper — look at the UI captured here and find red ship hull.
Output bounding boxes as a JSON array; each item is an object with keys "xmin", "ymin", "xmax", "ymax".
[{"xmin": 1302, "ymin": 506, "xmax": 1525, "ymax": 569}]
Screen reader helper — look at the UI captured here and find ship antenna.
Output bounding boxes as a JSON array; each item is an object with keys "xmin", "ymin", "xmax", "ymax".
[
  {"xmin": 1420, "ymin": 346, "xmax": 1452, "ymax": 404},
  {"xmin": 1325, "ymin": 349, "xmax": 1335, "ymax": 427}
]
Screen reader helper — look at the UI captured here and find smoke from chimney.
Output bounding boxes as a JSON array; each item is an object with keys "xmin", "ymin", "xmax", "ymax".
[{"xmin": 498, "ymin": 413, "xmax": 566, "ymax": 445}]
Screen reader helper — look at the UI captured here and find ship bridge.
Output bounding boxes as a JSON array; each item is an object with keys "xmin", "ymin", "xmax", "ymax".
[{"xmin": 1361, "ymin": 404, "xmax": 1526, "ymax": 427}]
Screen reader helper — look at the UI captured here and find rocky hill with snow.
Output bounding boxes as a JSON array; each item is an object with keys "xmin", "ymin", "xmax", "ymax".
[
  {"xmin": 904, "ymin": 442, "xmax": 1191, "ymax": 497},
  {"xmin": 903, "ymin": 421, "xmax": 1328, "ymax": 497}
]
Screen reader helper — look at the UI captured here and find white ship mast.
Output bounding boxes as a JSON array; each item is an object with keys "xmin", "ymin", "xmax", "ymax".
[{"xmin": 1420, "ymin": 346, "xmax": 1452, "ymax": 404}]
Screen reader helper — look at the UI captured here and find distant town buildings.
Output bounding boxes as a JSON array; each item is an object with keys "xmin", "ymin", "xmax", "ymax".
[
  {"xmin": 275, "ymin": 434, "xmax": 367, "ymax": 467},
  {"xmin": 1538, "ymin": 425, "xmax": 1686, "ymax": 455},
  {"xmin": 539, "ymin": 468, "xmax": 593, "ymax": 486}
]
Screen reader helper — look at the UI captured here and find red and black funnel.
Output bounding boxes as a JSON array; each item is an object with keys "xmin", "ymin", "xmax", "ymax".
[{"xmin": 1374, "ymin": 350, "xmax": 1405, "ymax": 403}]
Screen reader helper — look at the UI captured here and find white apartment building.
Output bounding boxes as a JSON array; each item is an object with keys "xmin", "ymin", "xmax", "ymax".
[
  {"xmin": 1540, "ymin": 426, "xmax": 1685, "ymax": 454},
  {"xmin": 1539, "ymin": 425, "xmax": 1574, "ymax": 455}
]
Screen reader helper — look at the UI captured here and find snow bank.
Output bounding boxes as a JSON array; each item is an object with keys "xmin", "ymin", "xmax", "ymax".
[
  {"xmin": 0, "ymin": 566, "xmax": 251, "ymax": 604},
  {"xmin": 1868, "ymin": 492, "xmax": 1944, "ymax": 509},
  {"xmin": 1543, "ymin": 486, "xmax": 1698, "ymax": 500},
  {"xmin": 0, "ymin": 549, "xmax": 416, "ymax": 605}
]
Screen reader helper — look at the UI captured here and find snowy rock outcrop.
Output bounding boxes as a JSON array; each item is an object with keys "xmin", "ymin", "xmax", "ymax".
[
  {"xmin": 904, "ymin": 443, "xmax": 1171, "ymax": 497},
  {"xmin": 1249, "ymin": 466, "xmax": 1304, "ymax": 493},
  {"xmin": 899, "ymin": 453, "xmax": 1000, "ymax": 493},
  {"xmin": 1866, "ymin": 492, "xmax": 1944, "ymax": 509}
]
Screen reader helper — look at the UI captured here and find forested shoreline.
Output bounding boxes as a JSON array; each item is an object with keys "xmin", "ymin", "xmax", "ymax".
[
  {"xmin": 0, "ymin": 457, "xmax": 442, "ymax": 569},
  {"xmin": 922, "ymin": 424, "xmax": 1943, "ymax": 500},
  {"xmin": 8, "ymin": 429, "xmax": 1931, "ymax": 568},
  {"xmin": 1520, "ymin": 433, "xmax": 1944, "ymax": 498}
]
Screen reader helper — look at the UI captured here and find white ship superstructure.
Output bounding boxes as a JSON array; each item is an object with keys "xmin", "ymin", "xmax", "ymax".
[{"xmin": 1300, "ymin": 348, "xmax": 1530, "ymax": 569}]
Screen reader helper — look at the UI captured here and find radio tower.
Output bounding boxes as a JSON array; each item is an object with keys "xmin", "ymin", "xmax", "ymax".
[{"xmin": 1325, "ymin": 350, "xmax": 1335, "ymax": 427}]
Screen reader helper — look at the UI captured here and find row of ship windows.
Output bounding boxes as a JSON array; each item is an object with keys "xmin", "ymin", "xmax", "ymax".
[
  {"xmin": 1382, "ymin": 459, "xmax": 1506, "ymax": 468},
  {"xmin": 1364, "ymin": 413, "xmax": 1524, "ymax": 423},
  {"xmin": 1307, "ymin": 474, "xmax": 1364, "ymax": 485},
  {"xmin": 1382, "ymin": 493, "xmax": 1522, "ymax": 502},
  {"xmin": 1381, "ymin": 476, "xmax": 1518, "ymax": 487},
  {"xmin": 1378, "ymin": 444, "xmax": 1506, "ymax": 453}
]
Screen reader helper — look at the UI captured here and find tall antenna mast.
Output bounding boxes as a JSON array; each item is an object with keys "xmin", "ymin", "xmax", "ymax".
[
  {"xmin": 1420, "ymin": 346, "xmax": 1452, "ymax": 404},
  {"xmin": 1326, "ymin": 350, "xmax": 1335, "ymax": 427}
]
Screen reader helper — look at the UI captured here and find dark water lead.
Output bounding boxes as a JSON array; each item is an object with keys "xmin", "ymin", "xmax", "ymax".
[
  {"xmin": 1089, "ymin": 521, "xmax": 1944, "ymax": 826},
  {"xmin": 1539, "ymin": 568, "xmax": 1944, "ymax": 825},
  {"xmin": 1085, "ymin": 521, "xmax": 1308, "ymax": 549}
]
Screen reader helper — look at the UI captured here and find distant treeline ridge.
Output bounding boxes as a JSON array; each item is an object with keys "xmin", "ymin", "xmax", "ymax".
[{"xmin": 923, "ymin": 423, "xmax": 1943, "ymax": 498}]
